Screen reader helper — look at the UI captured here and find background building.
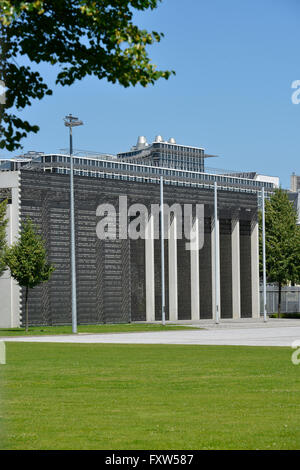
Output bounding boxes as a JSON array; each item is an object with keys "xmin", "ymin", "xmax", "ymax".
[
  {"xmin": 117, "ymin": 135, "xmax": 217, "ymax": 172},
  {"xmin": 225, "ymin": 171, "xmax": 280, "ymax": 188},
  {"xmin": 291, "ymin": 173, "xmax": 300, "ymax": 192},
  {"xmin": 288, "ymin": 173, "xmax": 300, "ymax": 225},
  {"xmin": 288, "ymin": 191, "xmax": 300, "ymax": 225}
]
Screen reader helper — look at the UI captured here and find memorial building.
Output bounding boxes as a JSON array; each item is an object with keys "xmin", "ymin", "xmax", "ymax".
[{"xmin": 0, "ymin": 135, "xmax": 275, "ymax": 327}]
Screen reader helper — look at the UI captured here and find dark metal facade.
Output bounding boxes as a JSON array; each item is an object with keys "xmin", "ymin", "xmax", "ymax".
[{"xmin": 19, "ymin": 170, "xmax": 258, "ymax": 326}]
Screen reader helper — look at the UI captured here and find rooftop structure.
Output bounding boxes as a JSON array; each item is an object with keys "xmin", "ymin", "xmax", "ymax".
[
  {"xmin": 117, "ymin": 135, "xmax": 217, "ymax": 173},
  {"xmin": 0, "ymin": 136, "xmax": 277, "ymax": 196},
  {"xmin": 0, "ymin": 151, "xmax": 44, "ymax": 171},
  {"xmin": 224, "ymin": 171, "xmax": 280, "ymax": 188}
]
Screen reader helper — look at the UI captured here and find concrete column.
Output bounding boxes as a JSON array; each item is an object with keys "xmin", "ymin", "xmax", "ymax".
[
  {"xmin": 168, "ymin": 213, "xmax": 178, "ymax": 321},
  {"xmin": 0, "ymin": 172, "xmax": 21, "ymax": 328},
  {"xmin": 145, "ymin": 213, "xmax": 155, "ymax": 322},
  {"xmin": 190, "ymin": 217, "xmax": 200, "ymax": 320},
  {"xmin": 251, "ymin": 218, "xmax": 260, "ymax": 318},
  {"xmin": 211, "ymin": 215, "xmax": 221, "ymax": 321},
  {"xmin": 231, "ymin": 218, "xmax": 241, "ymax": 319}
]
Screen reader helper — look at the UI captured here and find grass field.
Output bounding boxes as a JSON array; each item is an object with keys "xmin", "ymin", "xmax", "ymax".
[
  {"xmin": 1, "ymin": 342, "xmax": 300, "ymax": 450},
  {"xmin": 0, "ymin": 323, "xmax": 197, "ymax": 337}
]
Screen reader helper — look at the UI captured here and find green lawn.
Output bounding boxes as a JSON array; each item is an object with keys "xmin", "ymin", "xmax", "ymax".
[
  {"xmin": 1, "ymin": 342, "xmax": 300, "ymax": 450},
  {"xmin": 0, "ymin": 323, "xmax": 198, "ymax": 337}
]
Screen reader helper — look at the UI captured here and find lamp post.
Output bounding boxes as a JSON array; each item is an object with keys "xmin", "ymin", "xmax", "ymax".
[
  {"xmin": 64, "ymin": 114, "xmax": 83, "ymax": 334},
  {"xmin": 262, "ymin": 187, "xmax": 267, "ymax": 322},
  {"xmin": 160, "ymin": 176, "xmax": 166, "ymax": 326},
  {"xmin": 214, "ymin": 182, "xmax": 220, "ymax": 324}
]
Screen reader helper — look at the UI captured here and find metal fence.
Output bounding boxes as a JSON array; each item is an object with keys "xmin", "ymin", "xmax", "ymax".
[{"xmin": 260, "ymin": 286, "xmax": 300, "ymax": 314}]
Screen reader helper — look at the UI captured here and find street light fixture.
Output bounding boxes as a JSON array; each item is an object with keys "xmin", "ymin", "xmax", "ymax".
[
  {"xmin": 64, "ymin": 114, "xmax": 83, "ymax": 334},
  {"xmin": 214, "ymin": 182, "xmax": 220, "ymax": 324},
  {"xmin": 160, "ymin": 176, "xmax": 166, "ymax": 326}
]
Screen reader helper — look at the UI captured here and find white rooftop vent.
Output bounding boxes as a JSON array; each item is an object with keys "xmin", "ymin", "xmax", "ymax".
[
  {"xmin": 168, "ymin": 137, "xmax": 176, "ymax": 144},
  {"xmin": 136, "ymin": 136, "xmax": 148, "ymax": 149},
  {"xmin": 154, "ymin": 135, "xmax": 164, "ymax": 143}
]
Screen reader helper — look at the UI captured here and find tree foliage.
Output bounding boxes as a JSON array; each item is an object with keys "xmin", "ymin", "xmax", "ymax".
[
  {"xmin": 0, "ymin": 0, "xmax": 174, "ymax": 151},
  {"xmin": 259, "ymin": 188, "xmax": 300, "ymax": 316},
  {"xmin": 5, "ymin": 218, "xmax": 54, "ymax": 330},
  {"xmin": 0, "ymin": 198, "xmax": 8, "ymax": 276}
]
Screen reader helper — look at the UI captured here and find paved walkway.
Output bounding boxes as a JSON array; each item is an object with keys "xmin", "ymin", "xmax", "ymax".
[{"xmin": 2, "ymin": 319, "xmax": 300, "ymax": 347}]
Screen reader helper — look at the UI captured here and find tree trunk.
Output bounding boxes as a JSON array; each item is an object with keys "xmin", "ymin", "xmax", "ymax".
[
  {"xmin": 278, "ymin": 282, "xmax": 281, "ymax": 319},
  {"xmin": 25, "ymin": 286, "xmax": 29, "ymax": 332}
]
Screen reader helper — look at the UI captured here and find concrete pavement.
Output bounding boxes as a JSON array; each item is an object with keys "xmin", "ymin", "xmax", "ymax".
[{"xmin": 2, "ymin": 318, "xmax": 300, "ymax": 347}]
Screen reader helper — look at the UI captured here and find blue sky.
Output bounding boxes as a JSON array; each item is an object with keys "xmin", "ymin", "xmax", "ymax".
[{"xmin": 2, "ymin": 0, "xmax": 300, "ymax": 188}]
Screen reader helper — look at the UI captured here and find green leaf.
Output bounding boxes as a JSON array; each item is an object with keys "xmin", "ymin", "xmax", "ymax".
[{"xmin": 0, "ymin": 0, "xmax": 175, "ymax": 151}]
